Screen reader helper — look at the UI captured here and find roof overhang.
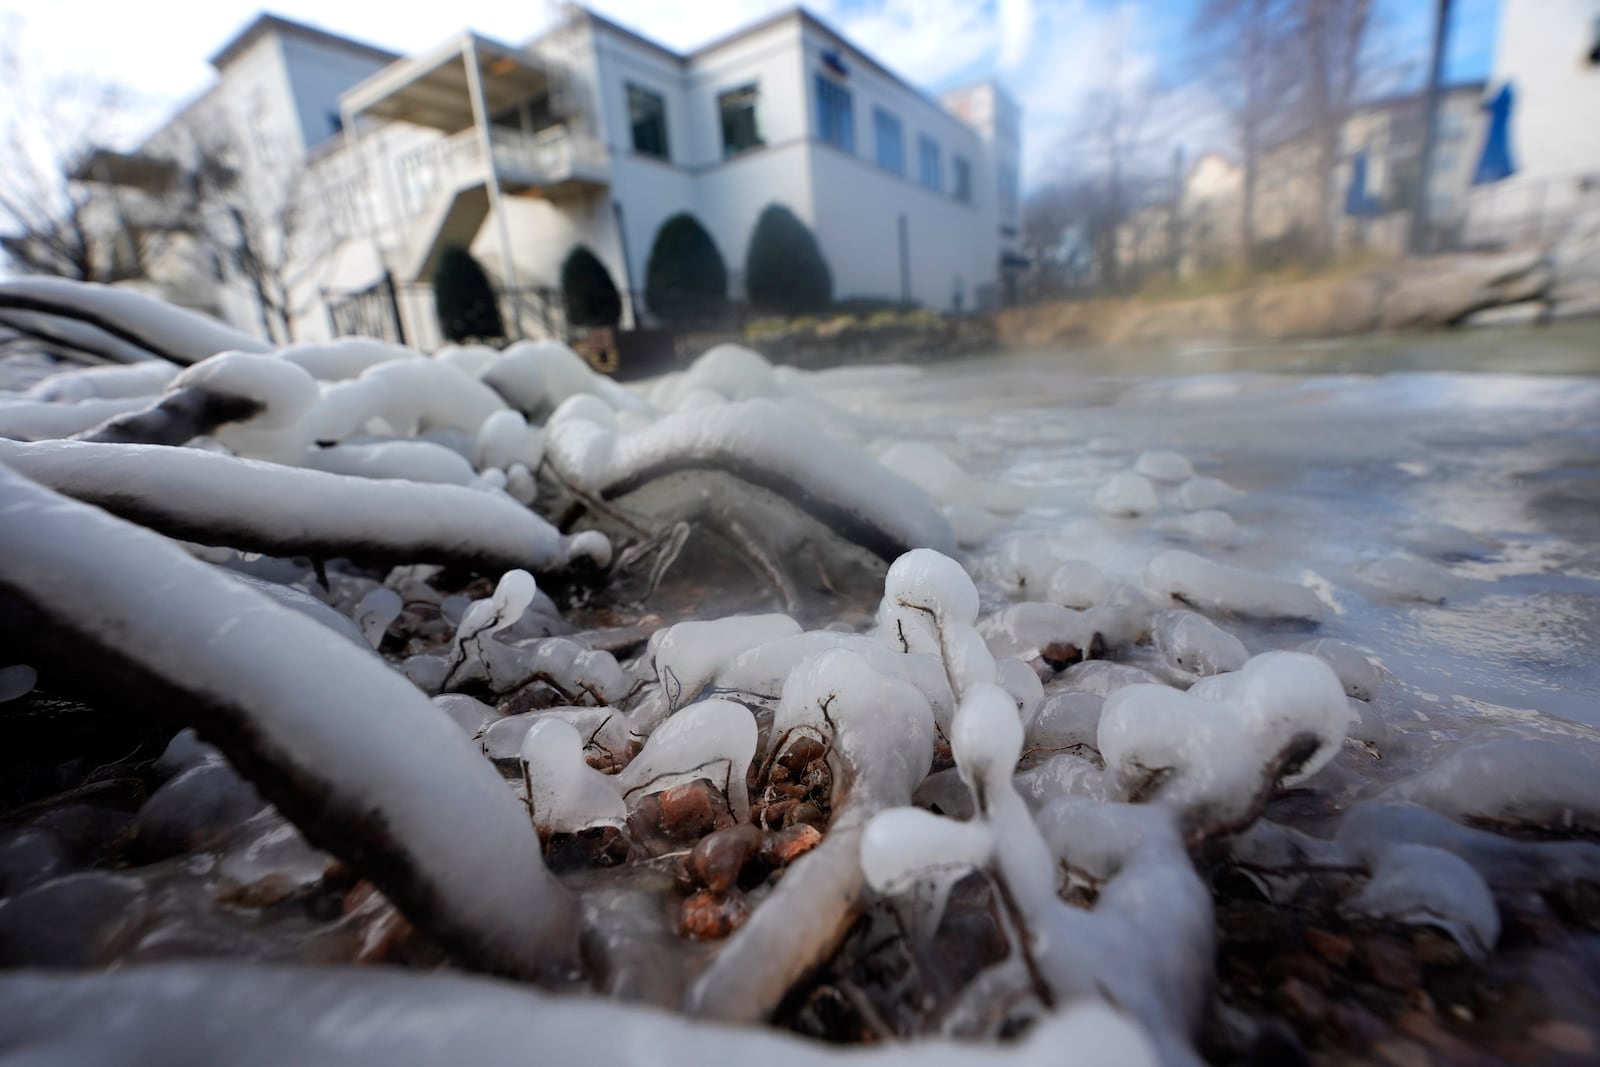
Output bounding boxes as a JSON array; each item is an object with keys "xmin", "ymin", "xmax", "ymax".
[
  {"xmin": 70, "ymin": 149, "xmax": 180, "ymax": 192},
  {"xmin": 341, "ymin": 32, "xmax": 551, "ymax": 133}
]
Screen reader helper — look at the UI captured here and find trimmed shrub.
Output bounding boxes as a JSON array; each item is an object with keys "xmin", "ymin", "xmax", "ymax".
[
  {"xmin": 744, "ymin": 203, "xmax": 832, "ymax": 316},
  {"xmin": 561, "ymin": 245, "xmax": 623, "ymax": 329},
  {"xmin": 433, "ymin": 245, "xmax": 504, "ymax": 343},
  {"xmin": 645, "ymin": 213, "xmax": 727, "ymax": 325}
]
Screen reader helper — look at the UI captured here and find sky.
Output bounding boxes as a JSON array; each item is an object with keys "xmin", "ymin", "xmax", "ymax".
[{"xmin": 3, "ymin": 0, "xmax": 1503, "ymax": 188}]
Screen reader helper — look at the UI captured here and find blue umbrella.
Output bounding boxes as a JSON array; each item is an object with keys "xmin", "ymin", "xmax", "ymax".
[
  {"xmin": 1472, "ymin": 83, "xmax": 1516, "ymax": 185},
  {"xmin": 1344, "ymin": 150, "xmax": 1383, "ymax": 217}
]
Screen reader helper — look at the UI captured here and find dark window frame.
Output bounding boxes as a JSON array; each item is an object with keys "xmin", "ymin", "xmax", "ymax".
[
  {"xmin": 626, "ymin": 82, "xmax": 670, "ymax": 160},
  {"xmin": 718, "ymin": 82, "xmax": 764, "ymax": 158}
]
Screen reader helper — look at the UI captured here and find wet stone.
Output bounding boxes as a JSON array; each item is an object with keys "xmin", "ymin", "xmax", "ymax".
[
  {"xmin": 689, "ymin": 824, "xmax": 764, "ymax": 894},
  {"xmin": 0, "ymin": 826, "xmax": 69, "ymax": 897},
  {"xmin": 678, "ymin": 888, "xmax": 750, "ymax": 940},
  {"xmin": 763, "ymin": 824, "xmax": 823, "ymax": 866},
  {"xmin": 1360, "ymin": 935, "xmax": 1423, "ymax": 992},
  {"xmin": 131, "ymin": 761, "xmax": 267, "ymax": 862},
  {"xmin": 1305, "ymin": 927, "xmax": 1355, "ymax": 969},
  {"xmin": 1276, "ymin": 976, "xmax": 1328, "ymax": 1026},
  {"xmin": 657, "ymin": 779, "xmax": 734, "ymax": 840},
  {"xmin": 0, "ymin": 871, "xmax": 148, "ymax": 966},
  {"xmin": 29, "ymin": 803, "xmax": 135, "ymax": 863},
  {"xmin": 543, "ymin": 826, "xmax": 630, "ymax": 873}
]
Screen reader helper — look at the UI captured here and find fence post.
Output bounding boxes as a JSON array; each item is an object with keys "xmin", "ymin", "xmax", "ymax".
[{"xmin": 383, "ymin": 269, "xmax": 407, "ymax": 346}]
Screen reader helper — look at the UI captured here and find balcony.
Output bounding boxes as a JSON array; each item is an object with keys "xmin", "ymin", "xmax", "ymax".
[{"xmin": 394, "ymin": 125, "xmax": 607, "ymax": 217}]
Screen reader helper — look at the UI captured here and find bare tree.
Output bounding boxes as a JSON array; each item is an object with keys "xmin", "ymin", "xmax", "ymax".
[
  {"xmin": 1057, "ymin": 37, "xmax": 1160, "ymax": 294},
  {"xmin": 0, "ymin": 22, "xmax": 169, "ymax": 282},
  {"xmin": 181, "ymin": 126, "xmax": 329, "ymax": 344},
  {"xmin": 1292, "ymin": 0, "xmax": 1375, "ymax": 256},
  {"xmin": 1189, "ymin": 0, "xmax": 1299, "ymax": 264}
]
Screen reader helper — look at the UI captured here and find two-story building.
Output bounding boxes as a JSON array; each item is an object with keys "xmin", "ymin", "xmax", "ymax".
[{"xmin": 91, "ymin": 6, "xmax": 1022, "ymax": 349}]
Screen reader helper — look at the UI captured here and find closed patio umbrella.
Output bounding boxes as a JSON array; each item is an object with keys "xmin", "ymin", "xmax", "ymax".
[
  {"xmin": 1344, "ymin": 150, "xmax": 1383, "ymax": 217},
  {"xmin": 1472, "ymin": 83, "xmax": 1516, "ymax": 185}
]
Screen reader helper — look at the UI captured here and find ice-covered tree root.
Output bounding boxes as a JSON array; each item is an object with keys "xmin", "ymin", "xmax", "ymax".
[
  {"xmin": 549, "ymin": 399, "xmax": 957, "ymax": 563},
  {"xmin": 0, "ymin": 466, "xmax": 579, "ymax": 980},
  {"xmin": 683, "ymin": 643, "xmax": 944, "ymax": 1022},
  {"xmin": 0, "ymin": 438, "xmax": 609, "ymax": 576},
  {"xmin": 0, "ymin": 277, "xmax": 270, "ymax": 366},
  {"xmin": 0, "ymin": 962, "xmax": 1156, "ymax": 1067}
]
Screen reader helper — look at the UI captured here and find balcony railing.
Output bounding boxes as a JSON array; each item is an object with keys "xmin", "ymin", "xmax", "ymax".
[{"xmin": 394, "ymin": 125, "xmax": 606, "ymax": 217}]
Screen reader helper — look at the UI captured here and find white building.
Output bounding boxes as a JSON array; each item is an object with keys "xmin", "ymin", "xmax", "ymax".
[
  {"xmin": 102, "ymin": 6, "xmax": 1021, "ymax": 348},
  {"xmin": 1466, "ymin": 0, "xmax": 1600, "ymax": 245}
]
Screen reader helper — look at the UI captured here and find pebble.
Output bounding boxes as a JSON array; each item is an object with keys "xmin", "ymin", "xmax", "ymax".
[
  {"xmin": 689, "ymin": 824, "xmax": 764, "ymax": 893},
  {"xmin": 764, "ymin": 824, "xmax": 823, "ymax": 866},
  {"xmin": 1359, "ymin": 935, "xmax": 1422, "ymax": 992},
  {"xmin": 1304, "ymin": 927, "xmax": 1354, "ymax": 969},
  {"xmin": 1276, "ymin": 976, "xmax": 1328, "ymax": 1026},
  {"xmin": 657, "ymin": 780, "xmax": 734, "ymax": 840},
  {"xmin": 678, "ymin": 888, "xmax": 750, "ymax": 940}
]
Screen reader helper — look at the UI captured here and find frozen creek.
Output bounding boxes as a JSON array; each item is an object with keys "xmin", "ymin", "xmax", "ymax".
[{"xmin": 2, "ymin": 283, "xmax": 1600, "ymax": 1066}]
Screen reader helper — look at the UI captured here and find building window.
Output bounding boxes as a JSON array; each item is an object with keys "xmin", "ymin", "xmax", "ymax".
[
  {"xmin": 953, "ymin": 155, "xmax": 971, "ymax": 202},
  {"xmin": 718, "ymin": 84, "xmax": 763, "ymax": 157},
  {"xmin": 998, "ymin": 164, "xmax": 1018, "ymax": 219},
  {"xmin": 873, "ymin": 108, "xmax": 903, "ymax": 174},
  {"xmin": 815, "ymin": 74, "xmax": 853, "ymax": 152},
  {"xmin": 918, "ymin": 135, "xmax": 941, "ymax": 191},
  {"xmin": 627, "ymin": 84, "xmax": 669, "ymax": 160}
]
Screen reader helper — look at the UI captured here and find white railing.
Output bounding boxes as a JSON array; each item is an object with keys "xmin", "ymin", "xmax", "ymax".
[
  {"xmin": 393, "ymin": 125, "xmax": 607, "ymax": 218},
  {"xmin": 395, "ymin": 129, "xmax": 485, "ymax": 217}
]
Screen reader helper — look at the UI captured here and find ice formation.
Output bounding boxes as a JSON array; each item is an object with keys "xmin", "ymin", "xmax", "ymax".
[
  {"xmin": 0, "ymin": 963, "xmax": 1157, "ymax": 1066},
  {"xmin": 0, "ymin": 467, "xmax": 578, "ymax": 978},
  {"xmin": 520, "ymin": 718, "xmax": 629, "ymax": 835},
  {"xmin": 0, "ymin": 277, "xmax": 271, "ymax": 364},
  {"xmin": 0, "ymin": 438, "xmax": 609, "ymax": 575},
  {"xmin": 1094, "ymin": 470, "xmax": 1160, "ymax": 516},
  {"xmin": 1098, "ymin": 652, "xmax": 1350, "ymax": 833},
  {"xmin": 0, "ymin": 663, "xmax": 37, "ymax": 704},
  {"xmin": 1150, "ymin": 609, "xmax": 1249, "ymax": 677},
  {"xmin": 1132, "ymin": 449, "xmax": 1194, "ymax": 482},
  {"xmin": 1145, "ymin": 549, "xmax": 1326, "ymax": 621},
  {"xmin": 1341, "ymin": 843, "xmax": 1501, "ymax": 959},
  {"xmin": 7, "ymin": 278, "xmax": 1600, "ymax": 1064}
]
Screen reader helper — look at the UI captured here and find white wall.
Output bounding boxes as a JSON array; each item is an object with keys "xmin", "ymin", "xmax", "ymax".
[
  {"xmin": 1477, "ymin": 0, "xmax": 1600, "ymax": 233},
  {"xmin": 795, "ymin": 20, "xmax": 995, "ymax": 309},
  {"xmin": 280, "ymin": 34, "xmax": 395, "ymax": 154}
]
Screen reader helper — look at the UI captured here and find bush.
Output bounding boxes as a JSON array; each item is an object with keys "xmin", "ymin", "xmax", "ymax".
[
  {"xmin": 433, "ymin": 245, "xmax": 504, "ymax": 343},
  {"xmin": 561, "ymin": 245, "xmax": 622, "ymax": 329},
  {"xmin": 645, "ymin": 214, "xmax": 727, "ymax": 325},
  {"xmin": 832, "ymin": 296, "xmax": 920, "ymax": 317},
  {"xmin": 744, "ymin": 204, "xmax": 832, "ymax": 316}
]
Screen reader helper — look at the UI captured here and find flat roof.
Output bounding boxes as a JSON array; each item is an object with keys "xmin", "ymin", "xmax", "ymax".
[
  {"xmin": 581, "ymin": 5, "xmax": 979, "ymax": 125},
  {"xmin": 209, "ymin": 12, "xmax": 400, "ymax": 71}
]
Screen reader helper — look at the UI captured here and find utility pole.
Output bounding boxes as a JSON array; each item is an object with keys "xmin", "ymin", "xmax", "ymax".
[{"xmin": 1409, "ymin": 0, "xmax": 1453, "ymax": 255}]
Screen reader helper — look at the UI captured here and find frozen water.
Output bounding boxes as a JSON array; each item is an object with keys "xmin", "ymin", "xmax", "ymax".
[
  {"xmin": 1343, "ymin": 843, "xmax": 1500, "ymax": 959},
  {"xmin": 0, "ymin": 664, "xmax": 36, "ymax": 704},
  {"xmin": 520, "ymin": 718, "xmax": 628, "ymax": 835},
  {"xmin": 1133, "ymin": 449, "xmax": 1194, "ymax": 482},
  {"xmin": 1145, "ymin": 549, "xmax": 1326, "ymax": 621},
  {"xmin": 1094, "ymin": 471, "xmax": 1160, "ymax": 516}
]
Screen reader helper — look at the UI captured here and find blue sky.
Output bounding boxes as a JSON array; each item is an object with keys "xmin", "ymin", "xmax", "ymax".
[{"xmin": 3, "ymin": 0, "xmax": 1503, "ymax": 187}]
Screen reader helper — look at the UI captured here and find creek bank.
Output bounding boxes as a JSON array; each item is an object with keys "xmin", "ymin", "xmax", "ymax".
[{"xmin": 998, "ymin": 227, "xmax": 1600, "ymax": 350}]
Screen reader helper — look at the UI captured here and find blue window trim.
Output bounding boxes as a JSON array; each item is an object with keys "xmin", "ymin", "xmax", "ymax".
[{"xmin": 815, "ymin": 73, "xmax": 854, "ymax": 152}]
